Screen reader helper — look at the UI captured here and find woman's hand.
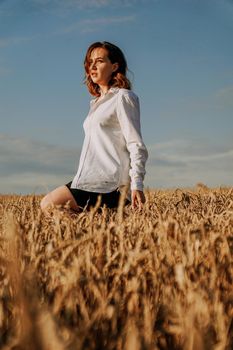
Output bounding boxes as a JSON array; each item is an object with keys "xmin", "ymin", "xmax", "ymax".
[{"xmin": 131, "ymin": 190, "xmax": 146, "ymax": 210}]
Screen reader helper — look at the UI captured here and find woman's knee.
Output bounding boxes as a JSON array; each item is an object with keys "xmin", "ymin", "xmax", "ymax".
[
  {"xmin": 40, "ymin": 194, "xmax": 52, "ymax": 212},
  {"xmin": 40, "ymin": 187, "xmax": 63, "ymax": 212},
  {"xmin": 40, "ymin": 186, "xmax": 79, "ymax": 212}
]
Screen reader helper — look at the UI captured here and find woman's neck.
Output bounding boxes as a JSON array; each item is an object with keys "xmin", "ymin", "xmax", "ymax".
[{"xmin": 99, "ymin": 85, "xmax": 109, "ymax": 96}]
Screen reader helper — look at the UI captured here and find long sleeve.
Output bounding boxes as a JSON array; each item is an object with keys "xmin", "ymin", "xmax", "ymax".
[{"xmin": 117, "ymin": 90, "xmax": 148, "ymax": 191}]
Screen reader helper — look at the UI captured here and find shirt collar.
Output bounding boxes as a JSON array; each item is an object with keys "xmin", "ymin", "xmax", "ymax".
[{"xmin": 90, "ymin": 87, "xmax": 119, "ymax": 105}]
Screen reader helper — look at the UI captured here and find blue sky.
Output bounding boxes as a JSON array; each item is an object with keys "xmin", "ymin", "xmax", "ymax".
[{"xmin": 0, "ymin": 0, "xmax": 233, "ymax": 194}]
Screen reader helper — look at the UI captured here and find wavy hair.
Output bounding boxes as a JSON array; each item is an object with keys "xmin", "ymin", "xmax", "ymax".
[{"xmin": 84, "ymin": 41, "xmax": 131, "ymax": 97}]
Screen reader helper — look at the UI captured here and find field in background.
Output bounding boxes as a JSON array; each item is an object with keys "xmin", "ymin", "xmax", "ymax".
[{"xmin": 0, "ymin": 187, "xmax": 232, "ymax": 350}]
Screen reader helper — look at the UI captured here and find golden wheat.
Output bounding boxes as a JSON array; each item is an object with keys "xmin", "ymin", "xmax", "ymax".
[{"xmin": 0, "ymin": 187, "xmax": 232, "ymax": 349}]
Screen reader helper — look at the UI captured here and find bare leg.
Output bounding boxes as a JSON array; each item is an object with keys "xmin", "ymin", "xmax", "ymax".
[{"xmin": 40, "ymin": 185, "xmax": 80, "ymax": 212}]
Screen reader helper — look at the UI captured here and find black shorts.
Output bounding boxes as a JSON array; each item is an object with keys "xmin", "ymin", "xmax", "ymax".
[{"xmin": 65, "ymin": 182, "xmax": 130, "ymax": 210}]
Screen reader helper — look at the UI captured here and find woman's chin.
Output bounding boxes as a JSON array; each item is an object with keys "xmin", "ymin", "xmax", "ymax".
[
  {"xmin": 91, "ymin": 75, "xmax": 99, "ymax": 82},
  {"xmin": 91, "ymin": 79, "xmax": 99, "ymax": 84}
]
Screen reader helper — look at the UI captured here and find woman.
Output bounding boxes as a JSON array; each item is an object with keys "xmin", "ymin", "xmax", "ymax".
[{"xmin": 41, "ymin": 41, "xmax": 148, "ymax": 212}]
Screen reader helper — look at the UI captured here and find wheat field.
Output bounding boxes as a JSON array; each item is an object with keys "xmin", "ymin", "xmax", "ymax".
[{"xmin": 0, "ymin": 186, "xmax": 232, "ymax": 350}]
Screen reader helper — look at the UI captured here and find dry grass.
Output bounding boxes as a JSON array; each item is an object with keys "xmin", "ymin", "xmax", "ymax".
[{"xmin": 0, "ymin": 186, "xmax": 232, "ymax": 349}]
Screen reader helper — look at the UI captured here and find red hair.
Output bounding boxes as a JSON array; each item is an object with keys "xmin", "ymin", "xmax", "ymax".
[{"xmin": 84, "ymin": 41, "xmax": 131, "ymax": 97}]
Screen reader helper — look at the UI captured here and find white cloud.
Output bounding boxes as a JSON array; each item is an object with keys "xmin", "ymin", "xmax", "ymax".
[
  {"xmin": 57, "ymin": 15, "xmax": 136, "ymax": 34},
  {"xmin": 0, "ymin": 0, "xmax": 135, "ymax": 20},
  {"xmin": 64, "ymin": 0, "xmax": 157, "ymax": 8},
  {"xmin": 1, "ymin": 134, "xmax": 232, "ymax": 194},
  {"xmin": 145, "ymin": 138, "xmax": 233, "ymax": 189},
  {"xmin": 65, "ymin": 0, "xmax": 111, "ymax": 7},
  {"xmin": 0, "ymin": 36, "xmax": 34, "ymax": 48},
  {"xmin": 29, "ymin": 0, "xmax": 111, "ymax": 8},
  {"xmin": 0, "ymin": 134, "xmax": 80, "ymax": 194},
  {"xmin": 28, "ymin": 0, "xmax": 155, "ymax": 9},
  {"xmin": 5, "ymin": 0, "xmax": 156, "ymax": 17}
]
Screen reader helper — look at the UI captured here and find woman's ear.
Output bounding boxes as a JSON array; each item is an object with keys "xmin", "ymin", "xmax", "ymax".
[{"xmin": 112, "ymin": 62, "xmax": 119, "ymax": 72}]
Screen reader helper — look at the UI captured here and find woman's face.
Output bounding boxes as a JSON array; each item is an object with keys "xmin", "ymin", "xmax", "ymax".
[{"xmin": 88, "ymin": 47, "xmax": 118, "ymax": 89}]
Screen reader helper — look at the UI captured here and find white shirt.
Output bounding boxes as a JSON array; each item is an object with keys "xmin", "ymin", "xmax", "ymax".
[{"xmin": 71, "ymin": 87, "xmax": 148, "ymax": 193}]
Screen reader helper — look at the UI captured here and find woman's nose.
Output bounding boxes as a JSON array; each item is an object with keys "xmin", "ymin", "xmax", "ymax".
[{"xmin": 91, "ymin": 62, "xmax": 97, "ymax": 70}]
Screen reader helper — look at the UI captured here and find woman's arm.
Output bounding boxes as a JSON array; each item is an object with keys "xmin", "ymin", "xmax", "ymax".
[{"xmin": 117, "ymin": 90, "xmax": 148, "ymax": 207}]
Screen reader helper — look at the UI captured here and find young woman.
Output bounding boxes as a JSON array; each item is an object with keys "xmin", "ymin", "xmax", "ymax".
[{"xmin": 40, "ymin": 41, "xmax": 148, "ymax": 212}]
